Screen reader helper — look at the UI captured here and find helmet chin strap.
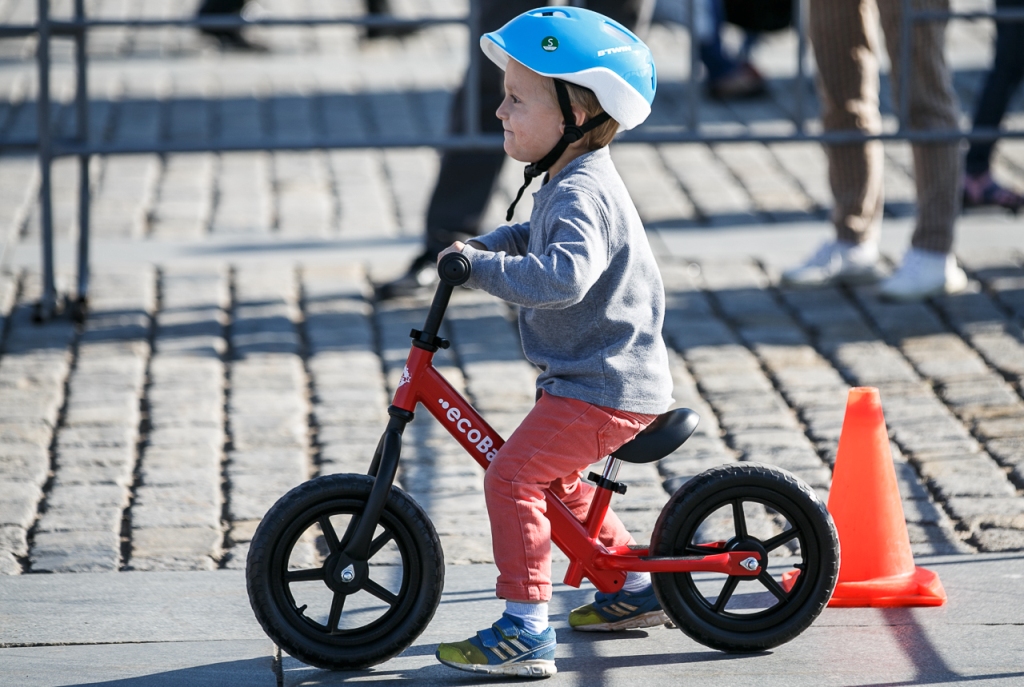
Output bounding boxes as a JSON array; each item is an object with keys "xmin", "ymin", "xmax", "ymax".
[{"xmin": 505, "ymin": 79, "xmax": 611, "ymax": 222}]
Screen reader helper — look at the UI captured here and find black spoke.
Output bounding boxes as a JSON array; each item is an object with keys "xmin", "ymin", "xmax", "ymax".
[
  {"xmin": 367, "ymin": 530, "xmax": 394, "ymax": 559},
  {"xmin": 763, "ymin": 528, "xmax": 800, "ymax": 553},
  {"xmin": 732, "ymin": 500, "xmax": 748, "ymax": 541},
  {"xmin": 713, "ymin": 576, "xmax": 741, "ymax": 613},
  {"xmin": 284, "ymin": 567, "xmax": 325, "ymax": 583},
  {"xmin": 364, "ymin": 578, "xmax": 400, "ymax": 607},
  {"xmin": 758, "ymin": 571, "xmax": 790, "ymax": 602},
  {"xmin": 327, "ymin": 592, "xmax": 347, "ymax": 633},
  {"xmin": 685, "ymin": 543, "xmax": 727, "ymax": 556},
  {"xmin": 319, "ymin": 516, "xmax": 340, "ymax": 553}
]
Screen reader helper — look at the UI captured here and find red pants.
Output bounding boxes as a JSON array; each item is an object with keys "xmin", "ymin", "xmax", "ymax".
[{"xmin": 484, "ymin": 391, "xmax": 657, "ymax": 601}]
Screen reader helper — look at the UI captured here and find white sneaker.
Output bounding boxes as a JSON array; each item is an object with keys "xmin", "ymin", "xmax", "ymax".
[
  {"xmin": 780, "ymin": 240, "xmax": 884, "ymax": 287},
  {"xmin": 879, "ymin": 248, "xmax": 968, "ymax": 301}
]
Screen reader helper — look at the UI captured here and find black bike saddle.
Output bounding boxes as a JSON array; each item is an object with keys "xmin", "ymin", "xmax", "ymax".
[{"xmin": 612, "ymin": 408, "xmax": 699, "ymax": 464}]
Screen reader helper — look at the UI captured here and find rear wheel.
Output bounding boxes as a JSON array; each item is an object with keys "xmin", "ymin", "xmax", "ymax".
[
  {"xmin": 650, "ymin": 463, "xmax": 838, "ymax": 652},
  {"xmin": 246, "ymin": 474, "xmax": 444, "ymax": 670}
]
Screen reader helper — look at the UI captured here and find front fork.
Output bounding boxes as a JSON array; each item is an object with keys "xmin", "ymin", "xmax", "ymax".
[{"xmin": 326, "ymin": 406, "xmax": 412, "ymax": 588}]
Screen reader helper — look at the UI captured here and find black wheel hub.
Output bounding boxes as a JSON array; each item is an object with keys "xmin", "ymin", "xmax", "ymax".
[
  {"xmin": 324, "ymin": 553, "xmax": 369, "ymax": 594},
  {"xmin": 725, "ymin": 536, "xmax": 768, "ymax": 572}
]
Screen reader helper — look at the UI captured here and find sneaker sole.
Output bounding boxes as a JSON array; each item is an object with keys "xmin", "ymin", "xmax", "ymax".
[
  {"xmin": 879, "ymin": 275, "xmax": 969, "ymax": 302},
  {"xmin": 571, "ymin": 610, "xmax": 671, "ymax": 632},
  {"xmin": 438, "ymin": 657, "xmax": 557, "ymax": 678}
]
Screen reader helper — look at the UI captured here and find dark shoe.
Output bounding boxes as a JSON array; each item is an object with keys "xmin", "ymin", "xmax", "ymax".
[
  {"xmin": 374, "ymin": 252, "xmax": 438, "ymax": 300},
  {"xmin": 201, "ymin": 28, "xmax": 268, "ymax": 51},
  {"xmin": 568, "ymin": 585, "xmax": 669, "ymax": 632},
  {"xmin": 963, "ymin": 172, "xmax": 1023, "ymax": 214},
  {"xmin": 364, "ymin": 0, "xmax": 418, "ymax": 39},
  {"xmin": 708, "ymin": 63, "xmax": 767, "ymax": 100}
]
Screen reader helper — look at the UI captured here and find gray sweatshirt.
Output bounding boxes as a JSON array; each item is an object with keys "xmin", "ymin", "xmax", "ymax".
[{"xmin": 461, "ymin": 147, "xmax": 674, "ymax": 415}]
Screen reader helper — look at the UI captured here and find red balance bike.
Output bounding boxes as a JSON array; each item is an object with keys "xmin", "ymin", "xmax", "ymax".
[{"xmin": 246, "ymin": 254, "xmax": 840, "ymax": 670}]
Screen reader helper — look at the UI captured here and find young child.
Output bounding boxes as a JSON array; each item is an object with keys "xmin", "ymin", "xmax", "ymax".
[{"xmin": 434, "ymin": 7, "xmax": 674, "ymax": 677}]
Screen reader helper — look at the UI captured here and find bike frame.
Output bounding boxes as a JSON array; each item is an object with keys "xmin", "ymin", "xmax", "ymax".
[{"xmin": 375, "ymin": 279, "xmax": 761, "ymax": 593}]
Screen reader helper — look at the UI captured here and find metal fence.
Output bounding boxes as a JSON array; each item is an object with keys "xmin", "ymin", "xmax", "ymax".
[{"xmin": 1, "ymin": 0, "xmax": 1023, "ymax": 320}]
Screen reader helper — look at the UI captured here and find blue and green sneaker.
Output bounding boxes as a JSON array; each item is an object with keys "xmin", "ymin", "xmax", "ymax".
[
  {"xmin": 568, "ymin": 585, "xmax": 670, "ymax": 632},
  {"xmin": 436, "ymin": 613, "xmax": 557, "ymax": 678}
]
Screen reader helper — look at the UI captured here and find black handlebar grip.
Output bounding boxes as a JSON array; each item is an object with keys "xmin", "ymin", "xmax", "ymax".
[{"xmin": 438, "ymin": 253, "xmax": 472, "ymax": 286}]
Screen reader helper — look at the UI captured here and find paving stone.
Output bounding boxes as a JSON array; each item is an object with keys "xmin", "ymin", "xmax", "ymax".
[
  {"xmin": 56, "ymin": 447, "xmax": 135, "ymax": 470},
  {"xmin": 227, "ymin": 520, "xmax": 261, "ymax": 547},
  {"xmin": 986, "ymin": 438, "xmax": 1024, "ymax": 467},
  {"xmin": 0, "ymin": 482, "xmax": 42, "ymax": 528},
  {"xmin": 132, "ymin": 485, "xmax": 221, "ymax": 529},
  {"xmin": 0, "ymin": 552, "xmax": 21, "ymax": 575},
  {"xmin": 56, "ymin": 426, "xmax": 138, "ymax": 450},
  {"xmin": 228, "ymin": 448, "xmax": 308, "ymax": 475},
  {"xmin": 30, "ymin": 530, "xmax": 121, "ymax": 573},
  {"xmin": 972, "ymin": 527, "xmax": 1024, "ymax": 551},
  {"xmin": 913, "ymin": 456, "xmax": 1015, "ymax": 499},
  {"xmin": 138, "ymin": 463, "xmax": 219, "ymax": 488},
  {"xmin": 906, "ymin": 524, "xmax": 973, "ymax": 555},
  {"xmin": 226, "ymin": 475, "xmax": 304, "ymax": 522},
  {"xmin": 0, "ymin": 446, "xmax": 49, "ymax": 484},
  {"xmin": 944, "ymin": 496, "xmax": 1024, "ymax": 529},
  {"xmin": 129, "ymin": 527, "xmax": 221, "ymax": 571},
  {"xmin": 148, "ymin": 426, "xmax": 223, "ymax": 450},
  {"xmin": 46, "ymin": 484, "xmax": 130, "ymax": 510},
  {"xmin": 0, "ymin": 524, "xmax": 28, "ymax": 558},
  {"xmin": 975, "ymin": 416, "xmax": 1024, "ymax": 440},
  {"xmin": 51, "ymin": 465, "xmax": 133, "ymax": 488},
  {"xmin": 893, "ymin": 462, "xmax": 932, "ymax": 500},
  {"xmin": 35, "ymin": 505, "xmax": 123, "ymax": 534}
]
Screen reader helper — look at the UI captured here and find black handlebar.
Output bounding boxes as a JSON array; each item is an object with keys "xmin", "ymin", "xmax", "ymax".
[
  {"xmin": 438, "ymin": 252, "xmax": 471, "ymax": 286},
  {"xmin": 414, "ymin": 253, "xmax": 472, "ymax": 348}
]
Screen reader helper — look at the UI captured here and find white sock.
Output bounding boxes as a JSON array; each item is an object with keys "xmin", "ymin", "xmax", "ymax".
[
  {"xmin": 504, "ymin": 601, "xmax": 549, "ymax": 635},
  {"xmin": 622, "ymin": 571, "xmax": 651, "ymax": 594}
]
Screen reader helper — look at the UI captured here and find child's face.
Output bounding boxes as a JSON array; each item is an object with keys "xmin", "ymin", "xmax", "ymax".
[{"xmin": 496, "ymin": 59, "xmax": 565, "ymax": 164}]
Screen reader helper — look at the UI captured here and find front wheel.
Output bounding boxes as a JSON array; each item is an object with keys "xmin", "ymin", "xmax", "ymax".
[
  {"xmin": 650, "ymin": 463, "xmax": 839, "ymax": 652},
  {"xmin": 246, "ymin": 474, "xmax": 444, "ymax": 670}
]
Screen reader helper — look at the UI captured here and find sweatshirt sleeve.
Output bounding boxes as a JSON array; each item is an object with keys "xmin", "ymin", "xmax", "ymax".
[
  {"xmin": 472, "ymin": 223, "xmax": 530, "ymax": 256},
  {"xmin": 463, "ymin": 190, "xmax": 609, "ymax": 309}
]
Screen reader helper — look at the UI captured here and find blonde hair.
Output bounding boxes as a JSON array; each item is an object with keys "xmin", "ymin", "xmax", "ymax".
[{"xmin": 544, "ymin": 79, "xmax": 620, "ymax": 150}]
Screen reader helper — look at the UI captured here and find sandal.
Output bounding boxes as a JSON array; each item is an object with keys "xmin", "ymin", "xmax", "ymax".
[{"xmin": 963, "ymin": 172, "xmax": 1024, "ymax": 214}]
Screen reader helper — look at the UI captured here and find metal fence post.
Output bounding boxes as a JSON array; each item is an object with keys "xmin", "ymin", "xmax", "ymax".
[
  {"xmin": 687, "ymin": 0, "xmax": 698, "ymax": 132},
  {"xmin": 899, "ymin": 0, "xmax": 913, "ymax": 131},
  {"xmin": 74, "ymin": 0, "xmax": 89, "ymax": 318},
  {"xmin": 793, "ymin": 0, "xmax": 807, "ymax": 134},
  {"xmin": 465, "ymin": 0, "xmax": 480, "ymax": 138},
  {"xmin": 36, "ymin": 0, "xmax": 57, "ymax": 321}
]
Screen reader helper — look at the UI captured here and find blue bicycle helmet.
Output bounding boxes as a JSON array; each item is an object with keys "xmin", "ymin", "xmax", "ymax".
[
  {"xmin": 481, "ymin": 6, "xmax": 657, "ymax": 131},
  {"xmin": 481, "ymin": 7, "xmax": 657, "ymax": 219}
]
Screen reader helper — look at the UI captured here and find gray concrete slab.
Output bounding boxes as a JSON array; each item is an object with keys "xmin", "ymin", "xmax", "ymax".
[
  {"xmin": 2, "ymin": 555, "xmax": 1022, "ymax": 686},
  {"xmin": 3, "ymin": 641, "xmax": 277, "ymax": 687},
  {"xmin": 0, "ymin": 570, "xmax": 266, "ymax": 645}
]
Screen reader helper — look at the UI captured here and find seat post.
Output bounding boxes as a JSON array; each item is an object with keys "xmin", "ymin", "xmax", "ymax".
[{"xmin": 584, "ymin": 456, "xmax": 622, "ymax": 539}]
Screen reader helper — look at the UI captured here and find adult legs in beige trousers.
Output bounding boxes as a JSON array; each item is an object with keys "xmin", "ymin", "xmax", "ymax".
[{"xmin": 782, "ymin": 0, "xmax": 968, "ymax": 300}]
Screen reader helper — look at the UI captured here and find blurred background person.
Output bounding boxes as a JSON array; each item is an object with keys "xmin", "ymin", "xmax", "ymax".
[
  {"xmin": 963, "ymin": 0, "xmax": 1024, "ymax": 213},
  {"xmin": 652, "ymin": 0, "xmax": 768, "ymax": 100},
  {"xmin": 782, "ymin": 0, "xmax": 966, "ymax": 301}
]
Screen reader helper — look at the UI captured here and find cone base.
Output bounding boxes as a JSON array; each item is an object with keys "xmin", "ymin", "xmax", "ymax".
[{"xmin": 827, "ymin": 566, "xmax": 947, "ymax": 607}]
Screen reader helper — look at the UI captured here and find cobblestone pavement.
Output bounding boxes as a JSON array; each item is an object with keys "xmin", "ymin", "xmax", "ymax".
[{"xmin": 2, "ymin": 0, "xmax": 1024, "ymax": 574}]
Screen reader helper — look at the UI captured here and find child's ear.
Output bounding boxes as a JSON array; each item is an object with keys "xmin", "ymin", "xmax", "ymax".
[{"xmin": 571, "ymin": 104, "xmax": 587, "ymax": 127}]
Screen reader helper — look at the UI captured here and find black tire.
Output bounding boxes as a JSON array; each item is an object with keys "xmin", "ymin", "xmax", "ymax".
[
  {"xmin": 246, "ymin": 473, "xmax": 444, "ymax": 670},
  {"xmin": 650, "ymin": 463, "xmax": 839, "ymax": 653}
]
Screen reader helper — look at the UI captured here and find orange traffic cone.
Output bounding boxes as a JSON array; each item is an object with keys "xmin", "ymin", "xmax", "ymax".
[{"xmin": 825, "ymin": 387, "xmax": 946, "ymax": 607}]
